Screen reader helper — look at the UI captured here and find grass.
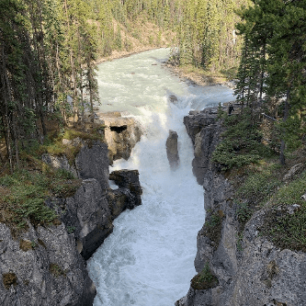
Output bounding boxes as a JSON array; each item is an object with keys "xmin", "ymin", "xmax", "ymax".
[
  {"xmin": 237, "ymin": 171, "xmax": 280, "ymax": 201},
  {"xmin": 0, "ymin": 120, "xmax": 104, "ymax": 237},
  {"xmin": 261, "ymin": 170, "xmax": 306, "ymax": 252},
  {"xmin": 0, "ymin": 167, "xmax": 81, "ymax": 236},
  {"xmin": 2, "ymin": 273, "xmax": 17, "ymax": 289},
  {"xmin": 203, "ymin": 210, "xmax": 224, "ymax": 248},
  {"xmin": 232, "ymin": 160, "xmax": 281, "ymax": 232},
  {"xmin": 49, "ymin": 263, "xmax": 67, "ymax": 277},
  {"xmin": 191, "ymin": 263, "xmax": 218, "ymax": 290},
  {"xmin": 38, "ymin": 125, "xmax": 105, "ymax": 165},
  {"xmin": 228, "ymin": 151, "xmax": 306, "ymax": 252}
]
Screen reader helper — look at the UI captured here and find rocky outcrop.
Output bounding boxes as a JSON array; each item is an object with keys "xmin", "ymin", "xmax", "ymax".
[
  {"xmin": 45, "ymin": 142, "xmax": 142, "ymax": 262},
  {"xmin": 184, "ymin": 108, "xmax": 222, "ymax": 185},
  {"xmin": 109, "ymin": 169, "xmax": 142, "ymax": 208},
  {"xmin": 42, "ymin": 154, "xmax": 78, "ymax": 178},
  {"xmin": 178, "ymin": 107, "xmax": 306, "ymax": 306},
  {"xmin": 169, "ymin": 94, "xmax": 178, "ymax": 104},
  {"xmin": 166, "ymin": 130, "xmax": 180, "ymax": 170},
  {"xmin": 0, "ymin": 222, "xmax": 96, "ymax": 306},
  {"xmin": 1, "ymin": 138, "xmax": 142, "ymax": 305},
  {"xmin": 96, "ymin": 112, "xmax": 142, "ymax": 163},
  {"xmin": 75, "ymin": 141, "xmax": 110, "ymax": 189}
]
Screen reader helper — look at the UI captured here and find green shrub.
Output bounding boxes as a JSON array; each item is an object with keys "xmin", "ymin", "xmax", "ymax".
[
  {"xmin": 212, "ymin": 111, "xmax": 273, "ymax": 171},
  {"xmin": 0, "ymin": 170, "xmax": 57, "ymax": 228},
  {"xmin": 261, "ymin": 171, "xmax": 306, "ymax": 252},
  {"xmin": 234, "ymin": 167, "xmax": 281, "ymax": 230},
  {"xmin": 236, "ymin": 201, "xmax": 252, "ymax": 223},
  {"xmin": 0, "ymin": 168, "xmax": 81, "ymax": 231},
  {"xmin": 237, "ymin": 171, "xmax": 280, "ymax": 201},
  {"xmin": 203, "ymin": 210, "xmax": 224, "ymax": 248},
  {"xmin": 273, "ymin": 171, "xmax": 306, "ymax": 206},
  {"xmin": 191, "ymin": 263, "xmax": 218, "ymax": 290}
]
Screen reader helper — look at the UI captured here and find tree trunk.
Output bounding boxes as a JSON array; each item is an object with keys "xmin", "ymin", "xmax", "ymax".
[
  {"xmin": 64, "ymin": 0, "xmax": 79, "ymax": 120},
  {"xmin": 259, "ymin": 42, "xmax": 266, "ymax": 108},
  {"xmin": 280, "ymin": 89, "xmax": 290, "ymax": 165}
]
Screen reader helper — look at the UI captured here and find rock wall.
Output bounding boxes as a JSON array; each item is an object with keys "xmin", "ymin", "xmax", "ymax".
[
  {"xmin": 1, "ymin": 139, "xmax": 142, "ymax": 305},
  {"xmin": 177, "ymin": 107, "xmax": 306, "ymax": 306},
  {"xmin": 0, "ymin": 221, "xmax": 96, "ymax": 306}
]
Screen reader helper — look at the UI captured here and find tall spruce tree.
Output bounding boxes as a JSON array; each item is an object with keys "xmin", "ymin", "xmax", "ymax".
[{"xmin": 236, "ymin": 0, "xmax": 306, "ymax": 164}]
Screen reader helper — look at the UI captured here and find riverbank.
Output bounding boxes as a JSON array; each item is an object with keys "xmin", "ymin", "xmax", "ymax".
[
  {"xmin": 164, "ymin": 60, "xmax": 237, "ymax": 89},
  {"xmin": 95, "ymin": 46, "xmax": 163, "ymax": 64},
  {"xmin": 96, "ymin": 47, "xmax": 237, "ymax": 89}
]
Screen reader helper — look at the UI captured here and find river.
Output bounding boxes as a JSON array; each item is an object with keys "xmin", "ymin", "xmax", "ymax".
[{"xmin": 87, "ymin": 48, "xmax": 234, "ymax": 306}]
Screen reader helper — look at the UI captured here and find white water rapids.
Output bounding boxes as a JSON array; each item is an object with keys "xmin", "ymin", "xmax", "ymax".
[{"xmin": 88, "ymin": 48, "xmax": 235, "ymax": 306}]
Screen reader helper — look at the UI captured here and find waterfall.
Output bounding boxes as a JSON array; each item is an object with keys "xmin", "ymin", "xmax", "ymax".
[{"xmin": 88, "ymin": 48, "xmax": 235, "ymax": 306}]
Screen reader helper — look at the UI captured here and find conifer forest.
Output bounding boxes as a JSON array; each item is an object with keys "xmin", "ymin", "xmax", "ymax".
[{"xmin": 0, "ymin": 0, "xmax": 306, "ymax": 170}]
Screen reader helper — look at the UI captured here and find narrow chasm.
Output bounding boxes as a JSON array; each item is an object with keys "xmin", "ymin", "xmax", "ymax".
[{"xmin": 87, "ymin": 48, "xmax": 235, "ymax": 306}]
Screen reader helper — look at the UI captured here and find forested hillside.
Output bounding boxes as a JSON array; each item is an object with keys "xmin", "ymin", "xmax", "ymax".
[
  {"xmin": 211, "ymin": 0, "xmax": 306, "ymax": 256},
  {"xmin": 177, "ymin": 0, "xmax": 250, "ymax": 73},
  {"xmin": 235, "ymin": 0, "xmax": 306, "ymax": 164},
  {"xmin": 213, "ymin": 0, "xmax": 306, "ymax": 169},
  {"xmin": 0, "ymin": 0, "xmax": 181, "ymax": 171},
  {"xmin": 1, "ymin": 0, "xmax": 306, "ymax": 173}
]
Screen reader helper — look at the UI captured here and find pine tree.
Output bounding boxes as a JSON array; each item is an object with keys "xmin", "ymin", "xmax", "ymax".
[{"xmin": 236, "ymin": 0, "xmax": 306, "ymax": 164}]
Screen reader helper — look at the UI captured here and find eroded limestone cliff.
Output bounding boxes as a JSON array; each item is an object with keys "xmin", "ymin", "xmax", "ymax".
[
  {"xmin": 0, "ymin": 126, "xmax": 142, "ymax": 305},
  {"xmin": 177, "ymin": 107, "xmax": 306, "ymax": 306}
]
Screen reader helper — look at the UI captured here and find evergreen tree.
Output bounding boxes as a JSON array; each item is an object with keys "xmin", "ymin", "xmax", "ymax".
[{"xmin": 236, "ymin": 0, "xmax": 306, "ymax": 164}]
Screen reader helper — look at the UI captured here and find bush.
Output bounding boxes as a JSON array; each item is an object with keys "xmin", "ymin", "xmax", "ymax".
[
  {"xmin": 212, "ymin": 110, "xmax": 273, "ymax": 171},
  {"xmin": 0, "ymin": 168, "xmax": 81, "ymax": 232},
  {"xmin": 191, "ymin": 263, "xmax": 218, "ymax": 290},
  {"xmin": 261, "ymin": 171, "xmax": 306, "ymax": 252},
  {"xmin": 203, "ymin": 210, "xmax": 224, "ymax": 248},
  {"xmin": 237, "ymin": 171, "xmax": 280, "ymax": 202}
]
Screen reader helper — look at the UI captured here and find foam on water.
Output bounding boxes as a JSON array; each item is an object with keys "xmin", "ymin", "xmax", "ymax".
[{"xmin": 88, "ymin": 48, "xmax": 235, "ymax": 306}]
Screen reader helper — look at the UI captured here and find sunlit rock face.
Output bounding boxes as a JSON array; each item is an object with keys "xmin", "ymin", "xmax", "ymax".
[{"xmin": 96, "ymin": 112, "xmax": 142, "ymax": 164}]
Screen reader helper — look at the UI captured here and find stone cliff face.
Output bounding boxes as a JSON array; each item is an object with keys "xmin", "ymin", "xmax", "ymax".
[
  {"xmin": 0, "ymin": 221, "xmax": 96, "ymax": 306},
  {"xmin": 177, "ymin": 107, "xmax": 306, "ymax": 306},
  {"xmin": 1, "ymin": 134, "xmax": 142, "ymax": 305}
]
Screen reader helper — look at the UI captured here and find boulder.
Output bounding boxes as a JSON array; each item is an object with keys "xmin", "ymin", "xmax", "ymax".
[
  {"xmin": 47, "ymin": 169, "xmax": 142, "ymax": 262},
  {"xmin": 183, "ymin": 108, "xmax": 219, "ymax": 145},
  {"xmin": 166, "ymin": 130, "xmax": 180, "ymax": 170},
  {"xmin": 75, "ymin": 141, "xmax": 110, "ymax": 190},
  {"xmin": 109, "ymin": 169, "xmax": 142, "ymax": 208},
  {"xmin": 51, "ymin": 178, "xmax": 113, "ymax": 261},
  {"xmin": 283, "ymin": 163, "xmax": 304, "ymax": 181},
  {"xmin": 169, "ymin": 94, "xmax": 178, "ymax": 103}
]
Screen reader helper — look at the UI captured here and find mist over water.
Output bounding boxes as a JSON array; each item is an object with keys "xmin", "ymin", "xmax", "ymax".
[{"xmin": 88, "ymin": 48, "xmax": 235, "ymax": 306}]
